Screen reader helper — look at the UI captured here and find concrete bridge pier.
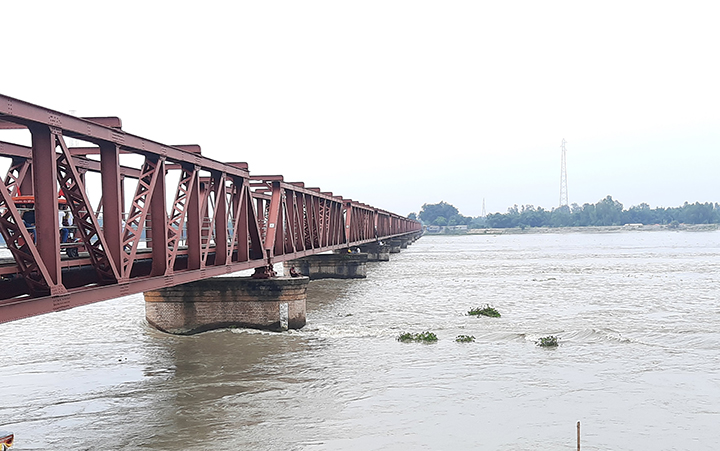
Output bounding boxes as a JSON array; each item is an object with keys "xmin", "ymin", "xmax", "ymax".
[
  {"xmin": 359, "ymin": 243, "xmax": 390, "ymax": 261},
  {"xmin": 284, "ymin": 253, "xmax": 368, "ymax": 279},
  {"xmin": 360, "ymin": 243, "xmax": 390, "ymax": 261},
  {"xmin": 401, "ymin": 233, "xmax": 421, "ymax": 247},
  {"xmin": 144, "ymin": 276, "xmax": 308, "ymax": 335},
  {"xmin": 402, "ymin": 234, "xmax": 420, "ymax": 247},
  {"xmin": 387, "ymin": 239, "xmax": 403, "ymax": 253}
]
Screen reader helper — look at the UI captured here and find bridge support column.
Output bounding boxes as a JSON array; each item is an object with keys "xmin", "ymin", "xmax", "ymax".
[
  {"xmin": 284, "ymin": 253, "xmax": 368, "ymax": 279},
  {"xmin": 359, "ymin": 243, "xmax": 390, "ymax": 261},
  {"xmin": 387, "ymin": 239, "xmax": 403, "ymax": 253},
  {"xmin": 144, "ymin": 276, "xmax": 308, "ymax": 335}
]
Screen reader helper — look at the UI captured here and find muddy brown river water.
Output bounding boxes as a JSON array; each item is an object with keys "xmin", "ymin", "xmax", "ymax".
[{"xmin": 1, "ymin": 231, "xmax": 719, "ymax": 450}]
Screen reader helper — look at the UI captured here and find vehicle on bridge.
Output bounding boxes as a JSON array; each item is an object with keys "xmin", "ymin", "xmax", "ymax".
[{"xmin": 0, "ymin": 430, "xmax": 13, "ymax": 450}]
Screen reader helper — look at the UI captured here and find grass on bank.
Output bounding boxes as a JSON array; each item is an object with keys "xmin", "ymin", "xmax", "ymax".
[
  {"xmin": 397, "ymin": 331, "xmax": 438, "ymax": 343},
  {"xmin": 468, "ymin": 305, "xmax": 501, "ymax": 317}
]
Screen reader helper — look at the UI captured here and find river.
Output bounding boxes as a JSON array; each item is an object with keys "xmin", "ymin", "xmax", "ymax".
[{"xmin": 1, "ymin": 231, "xmax": 719, "ymax": 450}]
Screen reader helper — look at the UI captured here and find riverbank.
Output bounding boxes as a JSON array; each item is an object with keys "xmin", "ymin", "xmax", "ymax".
[{"xmin": 429, "ymin": 223, "xmax": 720, "ymax": 236}]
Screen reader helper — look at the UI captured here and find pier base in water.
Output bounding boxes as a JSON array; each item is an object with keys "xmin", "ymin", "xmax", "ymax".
[
  {"xmin": 284, "ymin": 253, "xmax": 368, "ymax": 279},
  {"xmin": 387, "ymin": 239, "xmax": 403, "ymax": 253},
  {"xmin": 144, "ymin": 276, "xmax": 308, "ymax": 335},
  {"xmin": 359, "ymin": 243, "xmax": 390, "ymax": 261}
]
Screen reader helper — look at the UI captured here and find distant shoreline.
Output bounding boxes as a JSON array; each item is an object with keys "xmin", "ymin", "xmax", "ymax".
[{"xmin": 425, "ymin": 224, "xmax": 720, "ymax": 236}]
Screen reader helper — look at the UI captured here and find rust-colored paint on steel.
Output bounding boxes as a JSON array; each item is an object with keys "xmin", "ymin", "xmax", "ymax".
[{"xmin": 0, "ymin": 93, "xmax": 422, "ymax": 324}]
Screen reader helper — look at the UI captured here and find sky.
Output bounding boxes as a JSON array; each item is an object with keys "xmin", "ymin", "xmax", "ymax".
[{"xmin": 1, "ymin": 1, "xmax": 719, "ymax": 217}]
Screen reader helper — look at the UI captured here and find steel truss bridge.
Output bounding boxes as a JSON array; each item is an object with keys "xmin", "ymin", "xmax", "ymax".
[{"xmin": 0, "ymin": 94, "xmax": 421, "ymax": 324}]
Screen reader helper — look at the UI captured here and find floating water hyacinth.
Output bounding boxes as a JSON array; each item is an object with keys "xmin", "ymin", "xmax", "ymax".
[
  {"xmin": 397, "ymin": 331, "xmax": 438, "ymax": 342},
  {"xmin": 468, "ymin": 305, "xmax": 501, "ymax": 317},
  {"xmin": 536, "ymin": 335, "xmax": 559, "ymax": 347}
]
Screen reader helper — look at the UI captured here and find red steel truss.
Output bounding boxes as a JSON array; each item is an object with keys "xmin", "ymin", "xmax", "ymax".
[{"xmin": 0, "ymin": 94, "xmax": 421, "ymax": 324}]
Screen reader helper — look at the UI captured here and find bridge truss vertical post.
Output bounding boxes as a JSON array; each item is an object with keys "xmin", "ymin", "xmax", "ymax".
[
  {"xmin": 344, "ymin": 202, "xmax": 353, "ymax": 243},
  {"xmin": 186, "ymin": 166, "xmax": 201, "ymax": 271},
  {"xmin": 230, "ymin": 179, "xmax": 246, "ymax": 263},
  {"xmin": 199, "ymin": 173, "xmax": 223, "ymax": 268},
  {"xmin": 264, "ymin": 181, "xmax": 282, "ymax": 261},
  {"xmin": 149, "ymin": 159, "xmax": 168, "ymax": 276},
  {"xmin": 214, "ymin": 175, "xmax": 228, "ymax": 266},
  {"xmin": 100, "ymin": 142, "xmax": 123, "ymax": 273},
  {"xmin": 30, "ymin": 125, "xmax": 62, "ymax": 291}
]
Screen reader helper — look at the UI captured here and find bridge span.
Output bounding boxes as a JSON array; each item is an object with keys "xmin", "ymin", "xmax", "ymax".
[{"xmin": 0, "ymin": 94, "xmax": 421, "ymax": 326}]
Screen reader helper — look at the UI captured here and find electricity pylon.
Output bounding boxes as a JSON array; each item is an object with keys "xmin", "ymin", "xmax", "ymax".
[{"xmin": 560, "ymin": 139, "xmax": 569, "ymax": 207}]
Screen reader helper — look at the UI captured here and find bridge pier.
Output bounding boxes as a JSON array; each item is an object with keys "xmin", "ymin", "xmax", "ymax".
[
  {"xmin": 144, "ymin": 276, "xmax": 308, "ymax": 335},
  {"xmin": 284, "ymin": 253, "xmax": 368, "ymax": 279},
  {"xmin": 403, "ymin": 234, "xmax": 420, "ymax": 247},
  {"xmin": 387, "ymin": 239, "xmax": 403, "ymax": 253},
  {"xmin": 359, "ymin": 243, "xmax": 390, "ymax": 261}
]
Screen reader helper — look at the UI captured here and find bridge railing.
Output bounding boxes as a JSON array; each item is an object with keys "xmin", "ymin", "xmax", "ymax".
[{"xmin": 0, "ymin": 93, "xmax": 421, "ymax": 323}]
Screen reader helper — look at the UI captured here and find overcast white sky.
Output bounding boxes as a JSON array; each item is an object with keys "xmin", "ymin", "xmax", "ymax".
[{"xmin": 2, "ymin": 1, "xmax": 719, "ymax": 217}]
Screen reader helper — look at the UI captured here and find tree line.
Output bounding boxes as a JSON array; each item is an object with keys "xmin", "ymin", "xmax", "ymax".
[{"xmin": 413, "ymin": 196, "xmax": 720, "ymax": 229}]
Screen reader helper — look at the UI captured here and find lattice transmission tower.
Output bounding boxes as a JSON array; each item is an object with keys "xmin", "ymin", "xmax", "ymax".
[{"xmin": 559, "ymin": 139, "xmax": 569, "ymax": 207}]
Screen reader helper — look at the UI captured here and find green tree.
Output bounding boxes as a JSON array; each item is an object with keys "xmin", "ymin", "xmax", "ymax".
[
  {"xmin": 519, "ymin": 205, "xmax": 549, "ymax": 228},
  {"xmin": 469, "ymin": 216, "xmax": 487, "ymax": 228},
  {"xmin": 549, "ymin": 205, "xmax": 572, "ymax": 227},
  {"xmin": 486, "ymin": 211, "xmax": 518, "ymax": 228},
  {"xmin": 595, "ymin": 195, "xmax": 623, "ymax": 226},
  {"xmin": 681, "ymin": 202, "xmax": 716, "ymax": 224},
  {"xmin": 419, "ymin": 201, "xmax": 459, "ymax": 225},
  {"xmin": 417, "ymin": 196, "xmax": 720, "ymax": 230},
  {"xmin": 624, "ymin": 202, "xmax": 652, "ymax": 224}
]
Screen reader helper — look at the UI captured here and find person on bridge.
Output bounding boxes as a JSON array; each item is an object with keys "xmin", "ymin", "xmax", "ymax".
[
  {"xmin": 60, "ymin": 208, "xmax": 72, "ymax": 243},
  {"xmin": 252, "ymin": 264, "xmax": 277, "ymax": 279},
  {"xmin": 289, "ymin": 266, "xmax": 301, "ymax": 277},
  {"xmin": 22, "ymin": 209, "xmax": 35, "ymax": 242}
]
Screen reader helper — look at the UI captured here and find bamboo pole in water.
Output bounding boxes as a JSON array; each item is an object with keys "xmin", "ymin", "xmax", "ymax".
[{"xmin": 577, "ymin": 421, "xmax": 580, "ymax": 451}]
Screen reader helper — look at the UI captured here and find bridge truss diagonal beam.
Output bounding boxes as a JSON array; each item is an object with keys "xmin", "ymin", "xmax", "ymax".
[{"xmin": 55, "ymin": 129, "xmax": 119, "ymax": 284}]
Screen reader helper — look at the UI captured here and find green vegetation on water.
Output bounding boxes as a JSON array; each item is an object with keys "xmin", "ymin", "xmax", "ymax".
[
  {"xmin": 455, "ymin": 335, "xmax": 475, "ymax": 343},
  {"xmin": 536, "ymin": 335, "xmax": 559, "ymax": 347},
  {"xmin": 397, "ymin": 331, "xmax": 438, "ymax": 343},
  {"xmin": 468, "ymin": 305, "xmax": 501, "ymax": 317}
]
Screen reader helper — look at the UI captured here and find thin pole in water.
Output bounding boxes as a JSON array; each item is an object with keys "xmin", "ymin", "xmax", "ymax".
[{"xmin": 577, "ymin": 421, "xmax": 581, "ymax": 451}]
